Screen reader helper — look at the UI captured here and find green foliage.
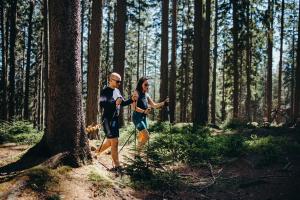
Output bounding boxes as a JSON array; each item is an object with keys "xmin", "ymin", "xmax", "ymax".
[
  {"xmin": 223, "ymin": 118, "xmax": 258, "ymax": 130},
  {"xmin": 124, "ymin": 156, "xmax": 182, "ymax": 191},
  {"xmin": 147, "ymin": 124, "xmax": 245, "ymax": 165},
  {"xmin": 245, "ymin": 135, "xmax": 300, "ymax": 166},
  {"xmin": 0, "ymin": 121, "xmax": 42, "ymax": 144},
  {"xmin": 88, "ymin": 170, "xmax": 112, "ymax": 196}
]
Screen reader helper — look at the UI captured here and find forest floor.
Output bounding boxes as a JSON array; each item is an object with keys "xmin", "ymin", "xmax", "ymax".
[{"xmin": 0, "ymin": 123, "xmax": 300, "ymax": 200}]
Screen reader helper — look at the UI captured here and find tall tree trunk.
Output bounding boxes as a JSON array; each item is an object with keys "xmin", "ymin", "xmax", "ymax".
[
  {"xmin": 105, "ymin": 1, "xmax": 111, "ymax": 84},
  {"xmin": 179, "ymin": 15, "xmax": 185, "ymax": 122},
  {"xmin": 192, "ymin": 0, "xmax": 203, "ymax": 125},
  {"xmin": 169, "ymin": 0, "xmax": 177, "ymax": 123},
  {"xmin": 291, "ymin": 0, "xmax": 296, "ymax": 121},
  {"xmin": 202, "ymin": 0, "xmax": 211, "ymax": 123},
  {"xmin": 245, "ymin": 1, "xmax": 252, "ymax": 121},
  {"xmin": 211, "ymin": 0, "xmax": 218, "ymax": 124},
  {"xmin": 159, "ymin": 0, "xmax": 169, "ymax": 122},
  {"xmin": 0, "ymin": 1, "xmax": 7, "ymax": 120},
  {"xmin": 86, "ymin": 0, "xmax": 103, "ymax": 139},
  {"xmin": 42, "ymin": 0, "xmax": 49, "ymax": 131},
  {"xmin": 221, "ymin": 51, "xmax": 226, "ymax": 121},
  {"xmin": 81, "ymin": 0, "xmax": 85, "ymax": 93},
  {"xmin": 39, "ymin": 0, "xmax": 92, "ymax": 166},
  {"xmin": 136, "ymin": 0, "xmax": 141, "ymax": 81},
  {"xmin": 24, "ymin": 0, "xmax": 35, "ymax": 120},
  {"xmin": 294, "ymin": 0, "xmax": 300, "ymax": 124},
  {"xmin": 232, "ymin": 0, "xmax": 239, "ymax": 119},
  {"xmin": 183, "ymin": 0, "xmax": 191, "ymax": 122},
  {"xmin": 8, "ymin": 0, "xmax": 17, "ymax": 120},
  {"xmin": 266, "ymin": 0, "xmax": 274, "ymax": 122},
  {"xmin": 113, "ymin": 0, "xmax": 126, "ymax": 126},
  {"xmin": 193, "ymin": 0, "xmax": 210, "ymax": 125},
  {"xmin": 277, "ymin": 0, "xmax": 284, "ymax": 110}
]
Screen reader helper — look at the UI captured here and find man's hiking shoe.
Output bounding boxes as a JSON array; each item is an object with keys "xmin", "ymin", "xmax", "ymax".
[{"xmin": 109, "ymin": 166, "xmax": 123, "ymax": 173}]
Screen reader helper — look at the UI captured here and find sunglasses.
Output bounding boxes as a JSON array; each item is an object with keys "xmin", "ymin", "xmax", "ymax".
[
  {"xmin": 143, "ymin": 84, "xmax": 149, "ymax": 87},
  {"xmin": 112, "ymin": 79, "xmax": 122, "ymax": 84}
]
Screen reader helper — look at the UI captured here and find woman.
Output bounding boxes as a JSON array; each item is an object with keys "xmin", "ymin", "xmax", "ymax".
[{"xmin": 132, "ymin": 77, "xmax": 169, "ymax": 154}]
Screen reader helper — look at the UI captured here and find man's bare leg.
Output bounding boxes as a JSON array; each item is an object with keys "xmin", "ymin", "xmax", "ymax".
[{"xmin": 110, "ymin": 138, "xmax": 120, "ymax": 167}]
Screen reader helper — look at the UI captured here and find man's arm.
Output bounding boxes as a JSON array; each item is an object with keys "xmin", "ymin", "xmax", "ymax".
[{"xmin": 120, "ymin": 98, "xmax": 133, "ymax": 107}]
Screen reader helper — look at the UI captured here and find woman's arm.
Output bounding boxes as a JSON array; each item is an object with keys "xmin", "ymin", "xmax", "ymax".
[
  {"xmin": 131, "ymin": 101, "xmax": 149, "ymax": 114},
  {"xmin": 148, "ymin": 96, "xmax": 165, "ymax": 109}
]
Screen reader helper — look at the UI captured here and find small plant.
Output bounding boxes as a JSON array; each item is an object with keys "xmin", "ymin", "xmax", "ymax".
[{"xmin": 26, "ymin": 167, "xmax": 58, "ymax": 192}]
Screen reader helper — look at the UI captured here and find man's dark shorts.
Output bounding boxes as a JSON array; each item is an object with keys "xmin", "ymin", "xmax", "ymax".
[{"xmin": 103, "ymin": 118, "xmax": 119, "ymax": 138}]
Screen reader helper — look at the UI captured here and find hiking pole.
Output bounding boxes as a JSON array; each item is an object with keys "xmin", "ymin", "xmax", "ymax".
[
  {"xmin": 96, "ymin": 109, "xmax": 118, "ymax": 154},
  {"xmin": 119, "ymin": 129, "xmax": 136, "ymax": 153},
  {"xmin": 119, "ymin": 100, "xmax": 137, "ymax": 154}
]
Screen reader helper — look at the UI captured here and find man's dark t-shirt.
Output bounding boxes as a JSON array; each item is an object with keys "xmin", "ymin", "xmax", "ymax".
[{"xmin": 99, "ymin": 86, "xmax": 132, "ymax": 138}]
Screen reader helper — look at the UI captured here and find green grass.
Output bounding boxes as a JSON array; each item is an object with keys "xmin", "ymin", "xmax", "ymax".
[
  {"xmin": 25, "ymin": 167, "xmax": 58, "ymax": 192},
  {"xmin": 0, "ymin": 121, "xmax": 42, "ymax": 144},
  {"xmin": 123, "ymin": 122, "xmax": 300, "ymax": 191}
]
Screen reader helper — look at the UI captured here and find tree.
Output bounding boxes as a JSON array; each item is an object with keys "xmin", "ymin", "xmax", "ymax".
[
  {"xmin": 232, "ymin": 0, "xmax": 239, "ymax": 119},
  {"xmin": 294, "ymin": 0, "xmax": 300, "ymax": 124},
  {"xmin": 169, "ymin": 0, "xmax": 177, "ymax": 123},
  {"xmin": 245, "ymin": 0, "xmax": 252, "ymax": 121},
  {"xmin": 192, "ymin": 0, "xmax": 203, "ymax": 125},
  {"xmin": 39, "ymin": 0, "xmax": 91, "ymax": 166},
  {"xmin": 42, "ymin": 0, "xmax": 49, "ymax": 130},
  {"xmin": 8, "ymin": 0, "xmax": 17, "ymax": 120},
  {"xmin": 277, "ymin": 0, "xmax": 284, "ymax": 110},
  {"xmin": 193, "ymin": 0, "xmax": 210, "ymax": 126},
  {"xmin": 211, "ymin": 0, "xmax": 218, "ymax": 124},
  {"xmin": 0, "ymin": 0, "xmax": 7, "ymax": 120},
  {"xmin": 24, "ymin": 0, "xmax": 35, "ymax": 120},
  {"xmin": 113, "ymin": 0, "xmax": 126, "ymax": 126},
  {"xmin": 266, "ymin": 0, "xmax": 274, "ymax": 122},
  {"xmin": 86, "ymin": 0, "xmax": 103, "ymax": 139},
  {"xmin": 159, "ymin": 0, "xmax": 169, "ymax": 122}
]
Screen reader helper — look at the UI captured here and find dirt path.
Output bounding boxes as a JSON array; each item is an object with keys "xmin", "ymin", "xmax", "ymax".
[{"xmin": 1, "ymin": 141, "xmax": 300, "ymax": 200}]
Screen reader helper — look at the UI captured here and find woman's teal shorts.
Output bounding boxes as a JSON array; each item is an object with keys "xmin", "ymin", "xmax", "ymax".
[{"xmin": 132, "ymin": 112, "xmax": 148, "ymax": 131}]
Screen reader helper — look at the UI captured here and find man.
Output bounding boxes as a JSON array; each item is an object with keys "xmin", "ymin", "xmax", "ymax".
[{"xmin": 95, "ymin": 72, "xmax": 137, "ymax": 171}]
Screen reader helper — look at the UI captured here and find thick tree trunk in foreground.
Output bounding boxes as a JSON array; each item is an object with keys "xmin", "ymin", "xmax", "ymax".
[{"xmin": 40, "ymin": 0, "xmax": 91, "ymax": 166}]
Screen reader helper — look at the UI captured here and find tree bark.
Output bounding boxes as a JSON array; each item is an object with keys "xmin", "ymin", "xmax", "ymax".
[
  {"xmin": 8, "ymin": 0, "xmax": 17, "ymax": 120},
  {"xmin": 38, "ymin": 0, "xmax": 92, "ymax": 166},
  {"xmin": 245, "ymin": 0, "xmax": 252, "ymax": 121},
  {"xmin": 232, "ymin": 0, "xmax": 239, "ymax": 119},
  {"xmin": 169, "ymin": 0, "xmax": 177, "ymax": 123},
  {"xmin": 294, "ymin": 0, "xmax": 300, "ymax": 124},
  {"xmin": 86, "ymin": 0, "xmax": 103, "ymax": 139},
  {"xmin": 0, "ymin": 1, "xmax": 7, "ymax": 120},
  {"xmin": 277, "ymin": 0, "xmax": 284, "ymax": 110},
  {"xmin": 159, "ymin": 0, "xmax": 169, "ymax": 122},
  {"xmin": 192, "ymin": 0, "xmax": 203, "ymax": 126},
  {"xmin": 24, "ymin": 0, "xmax": 35, "ymax": 120},
  {"xmin": 113, "ymin": 0, "xmax": 126, "ymax": 126},
  {"xmin": 42, "ymin": 0, "xmax": 49, "ymax": 131},
  {"xmin": 266, "ymin": 0, "xmax": 274, "ymax": 122},
  {"xmin": 211, "ymin": 0, "xmax": 218, "ymax": 124}
]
